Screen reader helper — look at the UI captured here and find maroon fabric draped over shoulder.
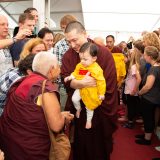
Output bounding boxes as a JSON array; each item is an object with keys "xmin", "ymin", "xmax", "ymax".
[
  {"xmin": 0, "ymin": 73, "xmax": 58, "ymax": 160},
  {"xmin": 61, "ymin": 41, "xmax": 118, "ymax": 160},
  {"xmin": 110, "ymin": 46, "xmax": 122, "ymax": 53}
]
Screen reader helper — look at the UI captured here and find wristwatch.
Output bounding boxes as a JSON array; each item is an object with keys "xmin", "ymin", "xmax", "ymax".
[{"xmin": 12, "ymin": 37, "xmax": 17, "ymax": 43}]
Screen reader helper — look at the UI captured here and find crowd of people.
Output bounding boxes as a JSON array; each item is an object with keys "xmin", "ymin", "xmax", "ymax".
[{"xmin": 0, "ymin": 6, "xmax": 160, "ymax": 160}]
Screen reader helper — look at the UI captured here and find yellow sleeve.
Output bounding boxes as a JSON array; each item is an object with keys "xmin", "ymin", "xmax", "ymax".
[
  {"xmin": 71, "ymin": 63, "xmax": 82, "ymax": 78},
  {"xmin": 96, "ymin": 70, "xmax": 106, "ymax": 96},
  {"xmin": 89, "ymin": 63, "xmax": 106, "ymax": 95}
]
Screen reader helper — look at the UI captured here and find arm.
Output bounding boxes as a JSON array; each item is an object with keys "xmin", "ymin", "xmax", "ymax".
[
  {"xmin": 94, "ymin": 70, "xmax": 106, "ymax": 97},
  {"xmin": 0, "ymin": 149, "xmax": 4, "ymax": 160},
  {"xmin": 70, "ymin": 72, "xmax": 96, "ymax": 89},
  {"xmin": 0, "ymin": 38, "xmax": 15, "ymax": 49},
  {"xmin": 64, "ymin": 74, "xmax": 75, "ymax": 83},
  {"xmin": 131, "ymin": 70, "xmax": 141, "ymax": 95},
  {"xmin": 138, "ymin": 75, "xmax": 155, "ymax": 95},
  {"xmin": 42, "ymin": 92, "xmax": 65, "ymax": 132},
  {"xmin": 0, "ymin": 29, "xmax": 32, "ymax": 49}
]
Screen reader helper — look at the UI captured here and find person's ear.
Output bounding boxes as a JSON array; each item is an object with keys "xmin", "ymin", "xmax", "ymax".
[
  {"xmin": 48, "ymin": 66, "xmax": 53, "ymax": 75},
  {"xmin": 26, "ymin": 69, "xmax": 33, "ymax": 75},
  {"xmin": 82, "ymin": 31, "xmax": 87, "ymax": 38},
  {"xmin": 93, "ymin": 56, "xmax": 97, "ymax": 62},
  {"xmin": 19, "ymin": 23, "xmax": 23, "ymax": 28}
]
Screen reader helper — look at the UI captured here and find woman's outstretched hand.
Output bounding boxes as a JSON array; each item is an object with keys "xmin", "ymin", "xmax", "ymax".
[{"xmin": 61, "ymin": 111, "xmax": 74, "ymax": 125}]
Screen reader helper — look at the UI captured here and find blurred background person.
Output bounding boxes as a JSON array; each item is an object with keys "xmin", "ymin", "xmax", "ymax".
[
  {"xmin": 10, "ymin": 13, "xmax": 36, "ymax": 66},
  {"xmin": 0, "ymin": 54, "xmax": 35, "ymax": 116},
  {"xmin": 13, "ymin": 7, "xmax": 38, "ymax": 37},
  {"xmin": 93, "ymin": 36, "xmax": 106, "ymax": 46},
  {"xmin": 20, "ymin": 37, "xmax": 47, "ymax": 60},
  {"xmin": 38, "ymin": 27, "xmax": 54, "ymax": 52}
]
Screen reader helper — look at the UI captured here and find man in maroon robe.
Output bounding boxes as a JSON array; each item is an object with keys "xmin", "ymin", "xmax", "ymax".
[
  {"xmin": 106, "ymin": 35, "xmax": 122, "ymax": 53},
  {"xmin": 61, "ymin": 21, "xmax": 118, "ymax": 160}
]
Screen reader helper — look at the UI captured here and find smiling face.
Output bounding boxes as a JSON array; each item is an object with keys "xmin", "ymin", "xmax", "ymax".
[
  {"xmin": 48, "ymin": 64, "xmax": 61, "ymax": 80},
  {"xmin": 43, "ymin": 33, "xmax": 54, "ymax": 50},
  {"xmin": 65, "ymin": 29, "xmax": 88, "ymax": 52},
  {"xmin": 0, "ymin": 16, "xmax": 9, "ymax": 39}
]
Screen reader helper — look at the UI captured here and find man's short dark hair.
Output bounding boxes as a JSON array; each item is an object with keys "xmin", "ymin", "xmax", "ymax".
[
  {"xmin": 38, "ymin": 27, "xmax": 54, "ymax": 39},
  {"xmin": 19, "ymin": 13, "xmax": 34, "ymax": 24},
  {"xmin": 79, "ymin": 42, "xmax": 99, "ymax": 57},
  {"xmin": 106, "ymin": 35, "xmax": 115, "ymax": 41},
  {"xmin": 133, "ymin": 40, "xmax": 145, "ymax": 53},
  {"xmin": 65, "ymin": 21, "xmax": 85, "ymax": 34},
  {"xmin": 18, "ymin": 54, "xmax": 35, "ymax": 75},
  {"xmin": 24, "ymin": 8, "xmax": 37, "ymax": 14}
]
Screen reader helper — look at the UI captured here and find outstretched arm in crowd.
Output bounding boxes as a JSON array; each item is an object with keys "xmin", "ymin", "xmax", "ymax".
[{"xmin": 0, "ymin": 28, "xmax": 32, "ymax": 49}]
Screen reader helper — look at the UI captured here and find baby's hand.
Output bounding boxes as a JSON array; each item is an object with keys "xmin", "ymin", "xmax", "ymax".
[
  {"xmin": 64, "ymin": 75, "xmax": 75, "ymax": 83},
  {"xmin": 64, "ymin": 76, "xmax": 71, "ymax": 83},
  {"xmin": 99, "ymin": 95, "xmax": 105, "ymax": 100}
]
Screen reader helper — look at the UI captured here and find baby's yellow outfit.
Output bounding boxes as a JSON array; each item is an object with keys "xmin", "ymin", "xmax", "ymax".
[{"xmin": 72, "ymin": 62, "xmax": 106, "ymax": 110}]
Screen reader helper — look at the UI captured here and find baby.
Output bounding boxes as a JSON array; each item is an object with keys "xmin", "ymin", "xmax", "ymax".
[{"xmin": 65, "ymin": 42, "xmax": 106, "ymax": 129}]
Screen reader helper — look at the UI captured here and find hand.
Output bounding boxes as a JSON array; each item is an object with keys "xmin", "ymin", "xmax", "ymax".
[
  {"xmin": 64, "ymin": 76, "xmax": 72, "ymax": 83},
  {"xmin": 130, "ymin": 89, "xmax": 137, "ymax": 95},
  {"xmin": 99, "ymin": 95, "xmax": 105, "ymax": 100},
  {"xmin": 0, "ymin": 150, "xmax": 4, "ymax": 160},
  {"xmin": 15, "ymin": 28, "xmax": 32, "ymax": 40},
  {"xmin": 138, "ymin": 91, "xmax": 141, "ymax": 96},
  {"xmin": 61, "ymin": 111, "xmax": 74, "ymax": 125},
  {"xmin": 81, "ymin": 72, "xmax": 96, "ymax": 87}
]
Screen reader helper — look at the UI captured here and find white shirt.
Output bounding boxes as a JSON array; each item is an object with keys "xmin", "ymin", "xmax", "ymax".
[{"xmin": 0, "ymin": 48, "xmax": 13, "ymax": 76}]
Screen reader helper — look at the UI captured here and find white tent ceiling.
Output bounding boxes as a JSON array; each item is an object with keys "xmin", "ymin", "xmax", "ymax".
[
  {"xmin": 81, "ymin": 0, "xmax": 160, "ymax": 42},
  {"xmin": 0, "ymin": 0, "xmax": 84, "ymax": 30},
  {"xmin": 0, "ymin": 0, "xmax": 160, "ymax": 43}
]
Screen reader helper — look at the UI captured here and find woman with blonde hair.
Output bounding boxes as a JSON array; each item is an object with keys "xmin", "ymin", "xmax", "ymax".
[
  {"xmin": 143, "ymin": 32, "xmax": 160, "ymax": 51},
  {"xmin": 122, "ymin": 48, "xmax": 141, "ymax": 129},
  {"xmin": 20, "ymin": 37, "xmax": 47, "ymax": 60}
]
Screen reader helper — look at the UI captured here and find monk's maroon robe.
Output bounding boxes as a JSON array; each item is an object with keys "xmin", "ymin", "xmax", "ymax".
[
  {"xmin": 110, "ymin": 46, "xmax": 122, "ymax": 53},
  {"xmin": 61, "ymin": 42, "xmax": 118, "ymax": 160},
  {"xmin": 0, "ymin": 73, "xmax": 58, "ymax": 160}
]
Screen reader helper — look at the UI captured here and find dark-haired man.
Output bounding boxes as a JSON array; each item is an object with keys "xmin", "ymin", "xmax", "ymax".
[
  {"xmin": 106, "ymin": 35, "xmax": 126, "ymax": 89},
  {"xmin": 61, "ymin": 21, "xmax": 118, "ymax": 160},
  {"xmin": 10, "ymin": 13, "xmax": 36, "ymax": 66},
  {"xmin": 38, "ymin": 27, "xmax": 54, "ymax": 51},
  {"xmin": 13, "ymin": 7, "xmax": 38, "ymax": 37}
]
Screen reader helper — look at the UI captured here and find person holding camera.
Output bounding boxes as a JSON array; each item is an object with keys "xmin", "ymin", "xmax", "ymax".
[{"xmin": 10, "ymin": 13, "xmax": 36, "ymax": 66}]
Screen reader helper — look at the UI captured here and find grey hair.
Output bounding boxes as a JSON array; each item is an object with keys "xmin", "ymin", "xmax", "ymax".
[{"xmin": 32, "ymin": 51, "xmax": 58, "ymax": 76}]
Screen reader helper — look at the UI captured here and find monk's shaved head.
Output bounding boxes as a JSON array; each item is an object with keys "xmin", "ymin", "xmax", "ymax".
[{"xmin": 65, "ymin": 21, "xmax": 85, "ymax": 34}]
